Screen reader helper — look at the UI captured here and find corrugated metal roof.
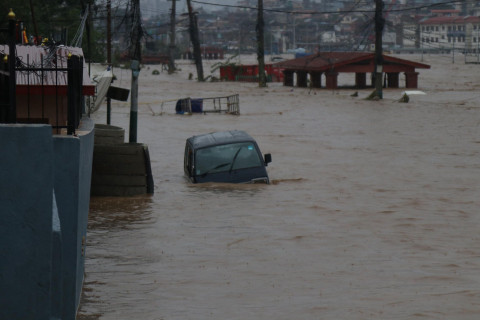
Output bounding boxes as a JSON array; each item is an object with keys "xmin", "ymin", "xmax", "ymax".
[
  {"xmin": 274, "ymin": 52, "xmax": 430, "ymax": 72},
  {"xmin": 0, "ymin": 44, "xmax": 95, "ymax": 95}
]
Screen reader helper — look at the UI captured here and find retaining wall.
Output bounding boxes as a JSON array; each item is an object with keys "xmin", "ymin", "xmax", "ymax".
[{"xmin": 0, "ymin": 117, "xmax": 94, "ymax": 320}]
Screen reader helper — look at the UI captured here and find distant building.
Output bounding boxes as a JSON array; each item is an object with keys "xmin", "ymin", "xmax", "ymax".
[{"xmin": 419, "ymin": 15, "xmax": 480, "ymax": 52}]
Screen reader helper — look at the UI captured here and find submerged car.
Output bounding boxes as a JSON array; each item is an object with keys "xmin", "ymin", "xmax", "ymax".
[{"xmin": 184, "ymin": 130, "xmax": 272, "ymax": 184}]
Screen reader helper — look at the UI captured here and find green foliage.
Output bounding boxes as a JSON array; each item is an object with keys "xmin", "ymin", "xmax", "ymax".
[
  {"xmin": 1, "ymin": 1, "xmax": 105, "ymax": 62},
  {"xmin": 1, "ymin": 1, "xmax": 83, "ymax": 41},
  {"xmin": 365, "ymin": 90, "xmax": 381, "ymax": 101},
  {"xmin": 398, "ymin": 93, "xmax": 410, "ymax": 103}
]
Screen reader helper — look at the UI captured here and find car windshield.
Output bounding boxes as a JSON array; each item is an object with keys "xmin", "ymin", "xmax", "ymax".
[{"xmin": 195, "ymin": 142, "xmax": 263, "ymax": 176}]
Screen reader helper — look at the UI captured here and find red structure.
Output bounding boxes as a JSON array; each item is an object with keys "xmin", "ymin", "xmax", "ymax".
[
  {"xmin": 141, "ymin": 54, "xmax": 169, "ymax": 65},
  {"xmin": 274, "ymin": 52, "xmax": 430, "ymax": 89},
  {"xmin": 1, "ymin": 44, "xmax": 94, "ymax": 130},
  {"xmin": 219, "ymin": 64, "xmax": 284, "ymax": 82}
]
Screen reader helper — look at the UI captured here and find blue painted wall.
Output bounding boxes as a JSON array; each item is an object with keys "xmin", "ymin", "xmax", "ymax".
[
  {"xmin": 0, "ymin": 124, "xmax": 54, "ymax": 319},
  {"xmin": 53, "ymin": 118, "xmax": 94, "ymax": 319},
  {"xmin": 0, "ymin": 118, "xmax": 94, "ymax": 320}
]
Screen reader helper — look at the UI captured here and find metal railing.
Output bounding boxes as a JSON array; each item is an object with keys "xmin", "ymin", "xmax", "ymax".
[
  {"xmin": 0, "ymin": 52, "xmax": 84, "ymax": 135},
  {"xmin": 175, "ymin": 94, "xmax": 240, "ymax": 115},
  {"xmin": 1, "ymin": 13, "xmax": 84, "ymax": 135}
]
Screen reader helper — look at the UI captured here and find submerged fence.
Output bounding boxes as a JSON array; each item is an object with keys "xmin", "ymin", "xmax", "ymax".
[{"xmin": 175, "ymin": 94, "xmax": 240, "ymax": 115}]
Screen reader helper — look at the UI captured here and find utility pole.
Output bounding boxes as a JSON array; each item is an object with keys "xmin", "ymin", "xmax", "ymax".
[
  {"xmin": 477, "ymin": 29, "xmax": 479, "ymax": 63},
  {"xmin": 106, "ymin": 0, "xmax": 112, "ymax": 124},
  {"xmin": 257, "ymin": 0, "xmax": 267, "ymax": 87},
  {"xmin": 452, "ymin": 38, "xmax": 455, "ymax": 64},
  {"xmin": 187, "ymin": 0, "xmax": 204, "ymax": 81},
  {"xmin": 129, "ymin": 0, "xmax": 142, "ymax": 143},
  {"xmin": 168, "ymin": 0, "xmax": 178, "ymax": 74},
  {"xmin": 374, "ymin": 0, "xmax": 384, "ymax": 99}
]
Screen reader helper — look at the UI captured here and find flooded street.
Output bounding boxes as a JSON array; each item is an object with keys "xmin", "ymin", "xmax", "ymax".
[{"xmin": 78, "ymin": 55, "xmax": 480, "ymax": 319}]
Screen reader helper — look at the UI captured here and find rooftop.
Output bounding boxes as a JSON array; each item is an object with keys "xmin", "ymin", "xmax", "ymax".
[
  {"xmin": 274, "ymin": 52, "xmax": 430, "ymax": 72},
  {"xmin": 187, "ymin": 130, "xmax": 256, "ymax": 149}
]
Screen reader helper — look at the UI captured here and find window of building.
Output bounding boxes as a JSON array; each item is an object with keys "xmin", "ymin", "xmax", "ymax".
[
  {"xmin": 436, "ymin": 26, "xmax": 439, "ymax": 31},
  {"xmin": 448, "ymin": 26, "xmax": 452, "ymax": 31}
]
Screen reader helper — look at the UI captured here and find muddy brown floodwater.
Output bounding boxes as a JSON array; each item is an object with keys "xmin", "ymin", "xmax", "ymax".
[{"xmin": 78, "ymin": 54, "xmax": 480, "ymax": 320}]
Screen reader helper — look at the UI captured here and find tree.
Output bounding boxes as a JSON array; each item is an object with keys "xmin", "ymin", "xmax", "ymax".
[{"xmin": 0, "ymin": 1, "xmax": 105, "ymax": 62}]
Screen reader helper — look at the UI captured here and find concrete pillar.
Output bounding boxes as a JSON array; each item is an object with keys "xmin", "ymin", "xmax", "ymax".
[
  {"xmin": 297, "ymin": 71, "xmax": 308, "ymax": 87},
  {"xmin": 355, "ymin": 72, "xmax": 367, "ymax": 88},
  {"xmin": 310, "ymin": 72, "xmax": 322, "ymax": 88},
  {"xmin": 325, "ymin": 71, "xmax": 339, "ymax": 89},
  {"xmin": 283, "ymin": 70, "xmax": 294, "ymax": 86},
  {"xmin": 405, "ymin": 71, "xmax": 419, "ymax": 88},
  {"xmin": 387, "ymin": 72, "xmax": 400, "ymax": 88}
]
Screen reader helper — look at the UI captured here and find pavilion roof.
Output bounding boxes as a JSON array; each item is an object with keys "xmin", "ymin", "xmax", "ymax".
[{"xmin": 274, "ymin": 52, "xmax": 430, "ymax": 72}]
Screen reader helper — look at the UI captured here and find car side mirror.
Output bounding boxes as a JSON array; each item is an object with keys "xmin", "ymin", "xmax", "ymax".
[{"xmin": 264, "ymin": 153, "xmax": 272, "ymax": 166}]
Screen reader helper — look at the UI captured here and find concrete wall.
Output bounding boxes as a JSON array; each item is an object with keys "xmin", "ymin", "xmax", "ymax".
[
  {"xmin": 53, "ymin": 117, "xmax": 94, "ymax": 319},
  {"xmin": 0, "ymin": 124, "xmax": 54, "ymax": 319},
  {"xmin": 0, "ymin": 117, "xmax": 94, "ymax": 320}
]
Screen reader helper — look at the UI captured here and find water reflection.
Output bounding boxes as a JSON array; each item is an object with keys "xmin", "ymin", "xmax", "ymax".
[
  {"xmin": 88, "ymin": 195, "xmax": 154, "ymax": 231},
  {"xmin": 185, "ymin": 181, "xmax": 268, "ymax": 198}
]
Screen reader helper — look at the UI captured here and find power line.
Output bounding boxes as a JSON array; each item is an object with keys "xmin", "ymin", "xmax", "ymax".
[{"xmin": 191, "ymin": 0, "xmax": 472, "ymax": 15}]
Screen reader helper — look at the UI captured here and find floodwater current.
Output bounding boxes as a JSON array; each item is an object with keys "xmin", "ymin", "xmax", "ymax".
[{"xmin": 78, "ymin": 58, "xmax": 480, "ymax": 320}]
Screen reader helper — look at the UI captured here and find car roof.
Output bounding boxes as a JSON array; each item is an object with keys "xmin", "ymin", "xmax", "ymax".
[{"xmin": 187, "ymin": 130, "xmax": 256, "ymax": 149}]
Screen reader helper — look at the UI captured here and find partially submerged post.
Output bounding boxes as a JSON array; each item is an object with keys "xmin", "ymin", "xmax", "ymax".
[
  {"xmin": 374, "ymin": 0, "xmax": 384, "ymax": 99},
  {"xmin": 256, "ymin": 0, "xmax": 267, "ymax": 87},
  {"xmin": 106, "ymin": 0, "xmax": 112, "ymax": 124},
  {"xmin": 129, "ymin": 0, "xmax": 142, "ymax": 143},
  {"xmin": 130, "ymin": 59, "xmax": 139, "ymax": 143},
  {"xmin": 167, "ymin": 0, "xmax": 178, "ymax": 74}
]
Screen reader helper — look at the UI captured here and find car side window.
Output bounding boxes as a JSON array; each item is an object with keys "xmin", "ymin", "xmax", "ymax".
[{"xmin": 184, "ymin": 144, "xmax": 194, "ymax": 176}]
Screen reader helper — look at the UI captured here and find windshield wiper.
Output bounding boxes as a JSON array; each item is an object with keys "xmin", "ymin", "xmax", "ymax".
[
  {"xmin": 229, "ymin": 147, "xmax": 243, "ymax": 173},
  {"xmin": 200, "ymin": 162, "xmax": 230, "ymax": 177}
]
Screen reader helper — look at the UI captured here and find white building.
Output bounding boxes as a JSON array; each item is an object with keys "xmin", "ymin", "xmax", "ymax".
[{"xmin": 419, "ymin": 15, "xmax": 480, "ymax": 52}]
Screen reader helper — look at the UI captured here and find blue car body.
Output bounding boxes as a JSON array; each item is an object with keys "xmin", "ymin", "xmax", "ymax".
[{"xmin": 184, "ymin": 130, "xmax": 271, "ymax": 184}]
